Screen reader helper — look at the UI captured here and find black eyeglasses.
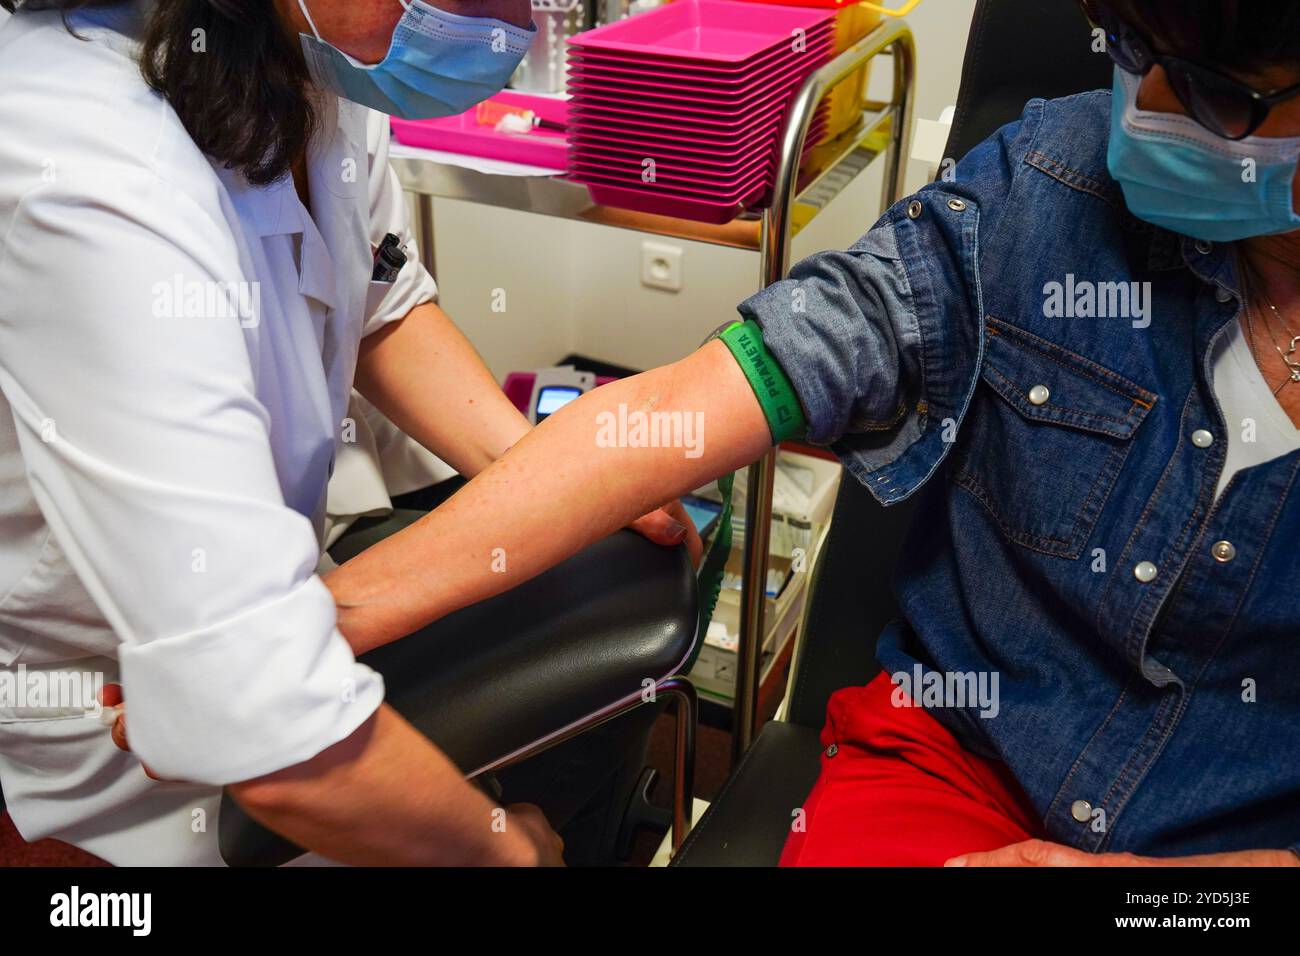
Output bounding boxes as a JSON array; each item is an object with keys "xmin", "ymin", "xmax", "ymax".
[{"xmin": 1079, "ymin": 0, "xmax": 1300, "ymax": 139}]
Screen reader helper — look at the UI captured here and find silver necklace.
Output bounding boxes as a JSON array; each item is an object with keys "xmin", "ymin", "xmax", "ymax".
[{"xmin": 1242, "ymin": 268, "xmax": 1300, "ymax": 396}]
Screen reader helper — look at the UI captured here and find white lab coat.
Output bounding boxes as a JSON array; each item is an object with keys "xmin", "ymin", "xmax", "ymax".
[
  {"xmin": 0, "ymin": 4, "xmax": 449, "ymax": 864},
  {"xmin": 323, "ymin": 391, "xmax": 458, "ymax": 552}
]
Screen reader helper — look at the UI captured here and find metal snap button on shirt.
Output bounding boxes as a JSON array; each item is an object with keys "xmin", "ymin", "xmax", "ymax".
[
  {"xmin": 825, "ymin": 743, "xmax": 839, "ymax": 757},
  {"xmin": 1191, "ymin": 429, "xmax": 1214, "ymax": 448},
  {"xmin": 1071, "ymin": 800, "xmax": 1093, "ymax": 823},
  {"xmin": 947, "ymin": 198, "xmax": 967, "ymax": 211},
  {"xmin": 1212, "ymin": 540, "xmax": 1237, "ymax": 563},
  {"xmin": 1215, "ymin": 287, "xmax": 1233, "ymax": 303},
  {"xmin": 1196, "ymin": 239, "xmax": 1214, "ymax": 255},
  {"xmin": 1028, "ymin": 385, "xmax": 1050, "ymax": 406},
  {"xmin": 907, "ymin": 200, "xmax": 923, "ymax": 219},
  {"xmin": 1134, "ymin": 561, "xmax": 1158, "ymax": 583}
]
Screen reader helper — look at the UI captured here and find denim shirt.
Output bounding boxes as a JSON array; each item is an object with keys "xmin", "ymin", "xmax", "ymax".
[{"xmin": 740, "ymin": 89, "xmax": 1300, "ymax": 857}]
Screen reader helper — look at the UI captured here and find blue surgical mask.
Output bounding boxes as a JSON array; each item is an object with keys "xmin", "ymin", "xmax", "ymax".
[
  {"xmin": 296, "ymin": 0, "xmax": 534, "ymax": 119},
  {"xmin": 1108, "ymin": 68, "xmax": 1300, "ymax": 242}
]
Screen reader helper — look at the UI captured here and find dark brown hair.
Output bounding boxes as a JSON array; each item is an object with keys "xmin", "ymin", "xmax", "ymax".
[
  {"xmin": 1104, "ymin": 0, "xmax": 1300, "ymax": 77},
  {"xmin": 1, "ymin": 0, "xmax": 313, "ymax": 184}
]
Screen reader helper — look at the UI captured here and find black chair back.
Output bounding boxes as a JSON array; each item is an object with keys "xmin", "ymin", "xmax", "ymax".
[{"xmin": 945, "ymin": 0, "xmax": 1111, "ymax": 163}]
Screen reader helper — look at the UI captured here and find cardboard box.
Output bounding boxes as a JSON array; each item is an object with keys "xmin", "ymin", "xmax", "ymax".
[{"xmin": 690, "ymin": 520, "xmax": 833, "ymax": 704}]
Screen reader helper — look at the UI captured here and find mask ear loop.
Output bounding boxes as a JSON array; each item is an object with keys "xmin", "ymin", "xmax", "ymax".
[
  {"xmin": 296, "ymin": 0, "xmax": 324, "ymax": 40},
  {"xmin": 299, "ymin": 0, "xmax": 413, "ymax": 42}
]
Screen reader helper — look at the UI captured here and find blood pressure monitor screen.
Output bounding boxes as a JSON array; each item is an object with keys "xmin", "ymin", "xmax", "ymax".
[{"xmin": 536, "ymin": 385, "xmax": 583, "ymax": 421}]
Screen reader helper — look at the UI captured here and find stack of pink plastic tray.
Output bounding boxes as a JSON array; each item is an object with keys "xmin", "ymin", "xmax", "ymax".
[{"xmin": 566, "ymin": 0, "xmax": 836, "ymax": 224}]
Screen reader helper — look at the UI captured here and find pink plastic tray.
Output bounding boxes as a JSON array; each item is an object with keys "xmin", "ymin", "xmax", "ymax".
[
  {"xmin": 569, "ymin": 113, "xmax": 821, "ymax": 150},
  {"xmin": 565, "ymin": 38, "xmax": 834, "ymax": 79},
  {"xmin": 568, "ymin": 120, "xmax": 827, "ymax": 168},
  {"xmin": 571, "ymin": 75, "xmax": 825, "ymax": 118},
  {"xmin": 567, "ymin": 109, "xmax": 827, "ymax": 156},
  {"xmin": 568, "ymin": 152, "xmax": 774, "ymax": 188},
  {"xmin": 566, "ymin": 52, "xmax": 831, "ymax": 106},
  {"xmin": 390, "ymin": 92, "xmax": 567, "ymax": 168},
  {"xmin": 569, "ymin": 58, "xmax": 829, "ymax": 115},
  {"xmin": 567, "ymin": 66, "xmax": 830, "ymax": 103},
  {"xmin": 572, "ymin": 169, "xmax": 769, "ymax": 202},
  {"xmin": 570, "ymin": 172, "xmax": 773, "ymax": 200},
  {"xmin": 567, "ymin": 111, "xmax": 828, "ymax": 153},
  {"xmin": 572, "ymin": 83, "xmax": 806, "ymax": 121},
  {"xmin": 569, "ymin": 127, "xmax": 825, "ymax": 177},
  {"xmin": 570, "ymin": 76, "xmax": 819, "ymax": 118},
  {"xmin": 568, "ymin": 0, "xmax": 835, "ymax": 64},
  {"xmin": 570, "ymin": 100, "xmax": 810, "ymax": 135},
  {"xmin": 571, "ymin": 110, "xmax": 826, "ymax": 146},
  {"xmin": 571, "ymin": 146, "xmax": 779, "ymax": 178},
  {"xmin": 578, "ymin": 178, "xmax": 767, "ymax": 224},
  {"xmin": 566, "ymin": 25, "xmax": 834, "ymax": 76}
]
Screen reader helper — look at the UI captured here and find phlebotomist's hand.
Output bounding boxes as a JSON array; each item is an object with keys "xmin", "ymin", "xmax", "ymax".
[
  {"xmin": 99, "ymin": 682, "xmax": 568, "ymax": 865},
  {"xmin": 99, "ymin": 683, "xmax": 165, "ymax": 782},
  {"xmin": 629, "ymin": 499, "xmax": 704, "ymax": 568}
]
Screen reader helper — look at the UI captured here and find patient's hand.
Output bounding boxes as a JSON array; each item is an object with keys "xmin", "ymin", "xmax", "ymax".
[
  {"xmin": 945, "ymin": 839, "xmax": 1299, "ymax": 867},
  {"xmin": 628, "ymin": 499, "xmax": 704, "ymax": 568}
]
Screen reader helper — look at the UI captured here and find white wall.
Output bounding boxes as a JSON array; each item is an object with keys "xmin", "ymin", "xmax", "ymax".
[
  {"xmin": 883, "ymin": 0, "xmax": 982, "ymax": 196},
  {"xmin": 429, "ymin": 0, "xmax": 979, "ymax": 379},
  {"xmin": 426, "ymin": 198, "xmax": 586, "ymax": 376}
]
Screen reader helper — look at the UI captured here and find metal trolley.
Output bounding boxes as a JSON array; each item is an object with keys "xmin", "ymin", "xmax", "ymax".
[{"xmin": 390, "ymin": 18, "xmax": 917, "ymax": 837}]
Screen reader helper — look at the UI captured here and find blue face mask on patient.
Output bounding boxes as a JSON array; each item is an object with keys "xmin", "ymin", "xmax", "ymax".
[
  {"xmin": 1108, "ymin": 67, "xmax": 1300, "ymax": 242},
  {"xmin": 296, "ymin": 0, "xmax": 535, "ymax": 120}
]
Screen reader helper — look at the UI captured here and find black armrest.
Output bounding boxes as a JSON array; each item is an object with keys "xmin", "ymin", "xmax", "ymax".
[
  {"xmin": 218, "ymin": 530, "xmax": 698, "ymax": 866},
  {"xmin": 669, "ymin": 720, "xmax": 823, "ymax": 867}
]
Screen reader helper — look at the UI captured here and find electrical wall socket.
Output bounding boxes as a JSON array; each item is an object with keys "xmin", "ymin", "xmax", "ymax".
[{"xmin": 640, "ymin": 240, "xmax": 684, "ymax": 293}]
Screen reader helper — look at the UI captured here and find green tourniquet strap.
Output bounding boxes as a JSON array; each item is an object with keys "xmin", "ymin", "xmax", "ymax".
[
  {"xmin": 718, "ymin": 319, "xmax": 807, "ymax": 444},
  {"xmin": 688, "ymin": 321, "xmax": 803, "ymax": 671},
  {"xmin": 687, "ymin": 469, "xmax": 734, "ymax": 671}
]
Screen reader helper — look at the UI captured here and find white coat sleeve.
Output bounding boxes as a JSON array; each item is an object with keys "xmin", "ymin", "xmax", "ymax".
[
  {"xmin": 361, "ymin": 111, "xmax": 439, "ymax": 337},
  {"xmin": 0, "ymin": 167, "xmax": 384, "ymax": 786}
]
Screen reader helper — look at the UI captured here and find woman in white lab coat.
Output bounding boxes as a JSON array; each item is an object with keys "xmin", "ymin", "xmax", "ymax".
[{"xmin": 0, "ymin": 0, "xmax": 696, "ymax": 866}]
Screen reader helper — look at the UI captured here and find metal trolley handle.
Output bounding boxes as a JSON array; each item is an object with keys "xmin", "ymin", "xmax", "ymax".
[{"xmin": 731, "ymin": 19, "xmax": 917, "ymax": 761}]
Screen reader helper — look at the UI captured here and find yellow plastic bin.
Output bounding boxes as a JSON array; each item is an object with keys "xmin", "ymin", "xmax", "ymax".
[{"xmin": 821, "ymin": 0, "xmax": 922, "ymax": 143}]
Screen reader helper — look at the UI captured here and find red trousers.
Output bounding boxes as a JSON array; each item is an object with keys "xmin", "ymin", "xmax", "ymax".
[{"xmin": 780, "ymin": 672, "xmax": 1044, "ymax": 866}]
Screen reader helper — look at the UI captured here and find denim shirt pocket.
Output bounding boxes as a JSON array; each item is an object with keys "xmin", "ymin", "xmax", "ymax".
[{"xmin": 952, "ymin": 316, "xmax": 1157, "ymax": 558}]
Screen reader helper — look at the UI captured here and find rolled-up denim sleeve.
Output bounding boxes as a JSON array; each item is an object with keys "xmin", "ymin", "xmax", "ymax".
[
  {"xmin": 737, "ymin": 201, "xmax": 980, "ymax": 506},
  {"xmin": 735, "ymin": 101, "xmax": 1039, "ymax": 505},
  {"xmin": 739, "ymin": 220, "xmax": 916, "ymax": 448}
]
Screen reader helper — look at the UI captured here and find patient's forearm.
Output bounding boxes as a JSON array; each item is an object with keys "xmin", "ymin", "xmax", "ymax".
[{"xmin": 325, "ymin": 341, "xmax": 771, "ymax": 654}]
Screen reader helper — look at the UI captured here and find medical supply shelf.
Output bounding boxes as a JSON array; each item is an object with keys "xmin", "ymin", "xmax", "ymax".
[
  {"xmin": 391, "ymin": 18, "xmax": 916, "ymax": 766},
  {"xmin": 694, "ymin": 516, "xmax": 834, "ymax": 707}
]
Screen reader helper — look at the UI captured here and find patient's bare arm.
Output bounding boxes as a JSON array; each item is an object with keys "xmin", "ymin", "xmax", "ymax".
[
  {"xmin": 353, "ymin": 300, "xmax": 705, "ymax": 580},
  {"xmin": 324, "ymin": 340, "xmax": 772, "ymax": 655}
]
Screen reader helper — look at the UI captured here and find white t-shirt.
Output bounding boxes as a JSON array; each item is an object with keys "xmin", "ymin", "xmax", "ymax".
[{"xmin": 1211, "ymin": 318, "xmax": 1300, "ymax": 499}]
